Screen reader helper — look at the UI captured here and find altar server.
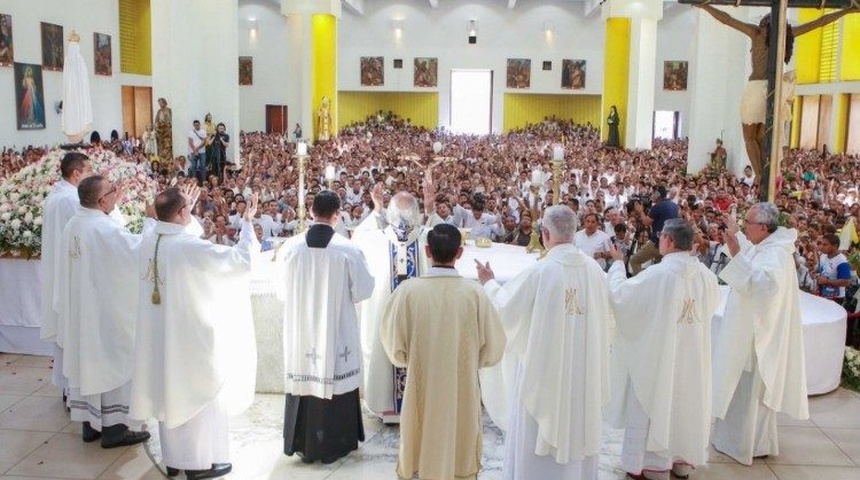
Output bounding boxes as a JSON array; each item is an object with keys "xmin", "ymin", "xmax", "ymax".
[
  {"xmin": 712, "ymin": 202, "xmax": 808, "ymax": 465},
  {"xmin": 476, "ymin": 205, "xmax": 611, "ymax": 480},
  {"xmin": 130, "ymin": 187, "xmax": 259, "ymax": 480},
  {"xmin": 381, "ymin": 224, "xmax": 506, "ymax": 480},
  {"xmin": 41, "ymin": 151, "xmax": 92, "ymax": 391},
  {"xmin": 352, "ymin": 184, "xmax": 429, "ymax": 422},
  {"xmin": 606, "ymin": 219, "xmax": 720, "ymax": 480},
  {"xmin": 56, "ymin": 175, "xmax": 151, "ymax": 447},
  {"xmin": 278, "ymin": 191, "xmax": 374, "ymax": 463}
]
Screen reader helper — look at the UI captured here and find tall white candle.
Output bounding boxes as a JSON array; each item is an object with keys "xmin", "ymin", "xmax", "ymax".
[
  {"xmin": 297, "ymin": 142, "xmax": 307, "ymax": 156},
  {"xmin": 553, "ymin": 145, "xmax": 564, "ymax": 162},
  {"xmin": 531, "ymin": 169, "xmax": 542, "ymax": 185},
  {"xmin": 325, "ymin": 164, "xmax": 336, "ymax": 181}
]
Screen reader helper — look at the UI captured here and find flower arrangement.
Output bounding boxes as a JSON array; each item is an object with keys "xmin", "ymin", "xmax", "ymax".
[
  {"xmin": 844, "ymin": 346, "xmax": 860, "ymax": 392},
  {"xmin": 0, "ymin": 149, "xmax": 157, "ymax": 258}
]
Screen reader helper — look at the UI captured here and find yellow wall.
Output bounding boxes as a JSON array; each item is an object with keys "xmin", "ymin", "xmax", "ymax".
[
  {"xmin": 312, "ymin": 14, "xmax": 337, "ymax": 141},
  {"xmin": 790, "ymin": 97, "xmax": 802, "ymax": 149},
  {"xmin": 602, "ymin": 18, "xmax": 630, "ymax": 144},
  {"xmin": 502, "ymin": 94, "xmax": 602, "ymax": 132},
  {"xmin": 796, "ymin": 9, "xmax": 824, "ymax": 85},
  {"xmin": 119, "ymin": 0, "xmax": 152, "ymax": 75},
  {"xmin": 338, "ymin": 92, "xmax": 439, "ymax": 130},
  {"xmin": 841, "ymin": 15, "xmax": 860, "ymax": 81}
]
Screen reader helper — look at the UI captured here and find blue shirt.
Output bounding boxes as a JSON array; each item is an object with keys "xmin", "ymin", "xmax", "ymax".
[{"xmin": 649, "ymin": 199, "xmax": 680, "ymax": 243}]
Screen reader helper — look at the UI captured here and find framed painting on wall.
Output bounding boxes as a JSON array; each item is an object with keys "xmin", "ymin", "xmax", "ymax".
[
  {"xmin": 15, "ymin": 62, "xmax": 46, "ymax": 130},
  {"xmin": 506, "ymin": 59, "xmax": 530, "ymax": 89},
  {"xmin": 239, "ymin": 56, "xmax": 253, "ymax": 85},
  {"xmin": 94, "ymin": 33, "xmax": 112, "ymax": 76},
  {"xmin": 360, "ymin": 56, "xmax": 384, "ymax": 86},
  {"xmin": 561, "ymin": 59, "xmax": 586, "ymax": 90},
  {"xmin": 0, "ymin": 14, "xmax": 14, "ymax": 67},
  {"xmin": 41, "ymin": 22, "xmax": 64, "ymax": 71},
  {"xmin": 663, "ymin": 61, "xmax": 688, "ymax": 91},
  {"xmin": 414, "ymin": 57, "xmax": 437, "ymax": 87}
]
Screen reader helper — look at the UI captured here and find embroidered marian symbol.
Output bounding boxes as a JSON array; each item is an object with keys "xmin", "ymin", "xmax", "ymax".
[
  {"xmin": 69, "ymin": 236, "xmax": 81, "ymax": 258},
  {"xmin": 565, "ymin": 287, "xmax": 585, "ymax": 315},
  {"xmin": 678, "ymin": 298, "xmax": 700, "ymax": 324}
]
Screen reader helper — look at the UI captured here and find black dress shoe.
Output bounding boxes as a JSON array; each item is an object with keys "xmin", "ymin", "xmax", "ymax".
[
  {"xmin": 82, "ymin": 422, "xmax": 101, "ymax": 443},
  {"xmin": 185, "ymin": 463, "xmax": 232, "ymax": 480},
  {"xmin": 165, "ymin": 466, "xmax": 180, "ymax": 477},
  {"xmin": 100, "ymin": 426, "xmax": 150, "ymax": 449}
]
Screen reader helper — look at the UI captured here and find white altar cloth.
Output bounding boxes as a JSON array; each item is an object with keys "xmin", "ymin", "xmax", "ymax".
[
  {"xmin": 712, "ymin": 286, "xmax": 846, "ymax": 396},
  {"xmin": 0, "ymin": 258, "xmax": 52, "ymax": 355}
]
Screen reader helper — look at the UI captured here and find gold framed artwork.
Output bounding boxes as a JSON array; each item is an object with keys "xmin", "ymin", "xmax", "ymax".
[
  {"xmin": 360, "ymin": 56, "xmax": 384, "ymax": 86},
  {"xmin": 239, "ymin": 56, "xmax": 253, "ymax": 86},
  {"xmin": 0, "ymin": 14, "xmax": 14, "ymax": 67},
  {"xmin": 663, "ymin": 61, "xmax": 688, "ymax": 91},
  {"xmin": 94, "ymin": 33, "xmax": 111, "ymax": 76},
  {"xmin": 40, "ymin": 22, "xmax": 63, "ymax": 71},
  {"xmin": 561, "ymin": 59, "xmax": 586, "ymax": 90},
  {"xmin": 414, "ymin": 57, "xmax": 437, "ymax": 88},
  {"xmin": 506, "ymin": 59, "xmax": 530, "ymax": 89}
]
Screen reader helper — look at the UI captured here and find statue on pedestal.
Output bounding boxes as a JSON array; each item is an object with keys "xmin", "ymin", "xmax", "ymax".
[{"xmin": 317, "ymin": 96, "xmax": 333, "ymax": 141}]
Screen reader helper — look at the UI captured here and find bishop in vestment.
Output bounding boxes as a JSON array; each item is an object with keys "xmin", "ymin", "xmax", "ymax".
[
  {"xmin": 381, "ymin": 224, "xmax": 506, "ymax": 480},
  {"xmin": 130, "ymin": 187, "xmax": 259, "ymax": 480},
  {"xmin": 477, "ymin": 205, "xmax": 611, "ymax": 480},
  {"xmin": 40, "ymin": 152, "xmax": 93, "ymax": 391},
  {"xmin": 278, "ymin": 191, "xmax": 375, "ymax": 463},
  {"xmin": 352, "ymin": 185, "xmax": 428, "ymax": 422},
  {"xmin": 56, "ymin": 175, "xmax": 152, "ymax": 447},
  {"xmin": 712, "ymin": 203, "xmax": 808, "ymax": 465},
  {"xmin": 605, "ymin": 219, "xmax": 720, "ymax": 480}
]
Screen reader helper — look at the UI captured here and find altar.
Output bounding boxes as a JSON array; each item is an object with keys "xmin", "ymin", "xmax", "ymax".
[{"xmin": 0, "ymin": 258, "xmax": 52, "ymax": 355}]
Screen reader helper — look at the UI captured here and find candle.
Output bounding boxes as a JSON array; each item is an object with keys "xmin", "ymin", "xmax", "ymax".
[
  {"xmin": 297, "ymin": 142, "xmax": 307, "ymax": 156},
  {"xmin": 531, "ymin": 169, "xmax": 542, "ymax": 185},
  {"xmin": 553, "ymin": 145, "xmax": 564, "ymax": 162},
  {"xmin": 325, "ymin": 164, "xmax": 336, "ymax": 181},
  {"xmin": 433, "ymin": 141, "xmax": 442, "ymax": 154}
]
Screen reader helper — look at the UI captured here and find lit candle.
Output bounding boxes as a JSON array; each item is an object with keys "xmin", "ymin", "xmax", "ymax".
[
  {"xmin": 531, "ymin": 169, "xmax": 542, "ymax": 186},
  {"xmin": 297, "ymin": 142, "xmax": 307, "ymax": 156},
  {"xmin": 553, "ymin": 145, "xmax": 564, "ymax": 162},
  {"xmin": 325, "ymin": 164, "xmax": 336, "ymax": 181}
]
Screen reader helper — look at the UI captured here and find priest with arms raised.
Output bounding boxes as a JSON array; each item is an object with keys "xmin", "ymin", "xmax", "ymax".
[
  {"xmin": 476, "ymin": 205, "xmax": 612, "ymax": 480},
  {"xmin": 381, "ymin": 224, "xmax": 506, "ymax": 480},
  {"xmin": 712, "ymin": 202, "xmax": 807, "ymax": 465},
  {"xmin": 130, "ymin": 187, "xmax": 259, "ymax": 480},
  {"xmin": 605, "ymin": 218, "xmax": 720, "ymax": 480},
  {"xmin": 278, "ymin": 190, "xmax": 374, "ymax": 464}
]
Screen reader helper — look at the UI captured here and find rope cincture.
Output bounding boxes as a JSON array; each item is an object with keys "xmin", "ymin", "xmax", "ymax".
[{"xmin": 151, "ymin": 234, "xmax": 163, "ymax": 305}]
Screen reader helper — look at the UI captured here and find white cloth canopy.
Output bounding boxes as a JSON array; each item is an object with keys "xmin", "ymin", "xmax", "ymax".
[{"xmin": 62, "ymin": 41, "xmax": 93, "ymax": 141}]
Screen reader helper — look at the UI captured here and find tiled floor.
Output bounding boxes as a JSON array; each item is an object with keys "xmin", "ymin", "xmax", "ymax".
[{"xmin": 2, "ymin": 352, "xmax": 860, "ymax": 479}]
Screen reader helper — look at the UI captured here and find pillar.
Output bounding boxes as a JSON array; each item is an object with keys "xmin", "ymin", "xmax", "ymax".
[
  {"xmin": 832, "ymin": 93, "xmax": 849, "ymax": 153},
  {"xmin": 282, "ymin": 0, "xmax": 340, "ymax": 143},
  {"xmin": 151, "ymin": 0, "xmax": 239, "ymax": 164},
  {"xmin": 601, "ymin": 0, "xmax": 663, "ymax": 151}
]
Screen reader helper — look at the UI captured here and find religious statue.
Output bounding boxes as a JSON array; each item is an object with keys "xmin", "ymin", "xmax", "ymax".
[
  {"xmin": 695, "ymin": 4, "xmax": 858, "ymax": 177},
  {"xmin": 142, "ymin": 123, "xmax": 158, "ymax": 163},
  {"xmin": 317, "ymin": 96, "xmax": 333, "ymax": 142},
  {"xmin": 710, "ymin": 138, "xmax": 727, "ymax": 170},
  {"xmin": 204, "ymin": 112, "xmax": 216, "ymax": 175},
  {"xmin": 606, "ymin": 105, "xmax": 620, "ymax": 148},
  {"xmin": 155, "ymin": 97, "xmax": 173, "ymax": 161}
]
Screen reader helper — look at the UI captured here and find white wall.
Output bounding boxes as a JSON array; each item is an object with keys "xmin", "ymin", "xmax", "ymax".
[
  {"xmin": 654, "ymin": 6, "xmax": 694, "ymax": 139},
  {"xmin": 338, "ymin": 0, "xmax": 606, "ymax": 133},
  {"xmin": 0, "ymin": 0, "xmax": 147, "ymax": 149}
]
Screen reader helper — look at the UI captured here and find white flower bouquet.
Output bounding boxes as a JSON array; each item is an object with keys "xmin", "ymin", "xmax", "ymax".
[
  {"xmin": 844, "ymin": 346, "xmax": 860, "ymax": 392},
  {"xmin": 0, "ymin": 149, "xmax": 157, "ymax": 258}
]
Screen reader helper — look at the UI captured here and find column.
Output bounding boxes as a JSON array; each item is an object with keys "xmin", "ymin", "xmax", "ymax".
[
  {"xmin": 282, "ymin": 0, "xmax": 340, "ymax": 143},
  {"xmin": 601, "ymin": 0, "xmax": 663, "ymax": 151},
  {"xmin": 832, "ymin": 93, "xmax": 850, "ymax": 153},
  {"xmin": 151, "ymin": 0, "xmax": 239, "ymax": 163},
  {"xmin": 686, "ymin": 7, "xmax": 749, "ymax": 175}
]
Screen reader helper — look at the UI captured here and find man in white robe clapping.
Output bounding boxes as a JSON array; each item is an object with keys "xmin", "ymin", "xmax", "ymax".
[{"xmin": 605, "ymin": 219, "xmax": 720, "ymax": 480}]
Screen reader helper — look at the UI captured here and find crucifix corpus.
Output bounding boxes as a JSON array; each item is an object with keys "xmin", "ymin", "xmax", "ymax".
[{"xmin": 680, "ymin": 0, "xmax": 859, "ymax": 201}]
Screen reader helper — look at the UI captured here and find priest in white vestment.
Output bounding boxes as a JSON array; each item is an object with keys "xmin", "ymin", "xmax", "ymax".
[
  {"xmin": 712, "ymin": 202, "xmax": 808, "ymax": 465},
  {"xmin": 130, "ymin": 187, "xmax": 259, "ymax": 480},
  {"xmin": 381, "ymin": 224, "xmax": 506, "ymax": 480},
  {"xmin": 605, "ymin": 219, "xmax": 720, "ymax": 480},
  {"xmin": 477, "ymin": 205, "xmax": 611, "ymax": 480},
  {"xmin": 352, "ymin": 184, "xmax": 429, "ymax": 422},
  {"xmin": 277, "ymin": 191, "xmax": 374, "ymax": 463},
  {"xmin": 56, "ymin": 176, "xmax": 152, "ymax": 447},
  {"xmin": 40, "ymin": 152, "xmax": 93, "ymax": 392}
]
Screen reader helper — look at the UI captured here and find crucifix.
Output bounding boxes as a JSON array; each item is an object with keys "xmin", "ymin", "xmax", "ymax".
[
  {"xmin": 339, "ymin": 346, "xmax": 352, "ymax": 363},
  {"xmin": 680, "ymin": 0, "xmax": 858, "ymax": 201},
  {"xmin": 305, "ymin": 348, "xmax": 321, "ymax": 365}
]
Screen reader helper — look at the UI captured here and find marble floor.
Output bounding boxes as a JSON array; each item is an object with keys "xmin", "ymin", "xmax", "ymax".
[{"xmin": 2, "ymin": 353, "xmax": 860, "ymax": 479}]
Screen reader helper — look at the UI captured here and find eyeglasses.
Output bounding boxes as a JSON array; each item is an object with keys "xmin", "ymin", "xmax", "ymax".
[{"xmin": 98, "ymin": 187, "xmax": 117, "ymax": 201}]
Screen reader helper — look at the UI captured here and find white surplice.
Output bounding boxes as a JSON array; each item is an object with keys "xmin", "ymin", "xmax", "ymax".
[
  {"xmin": 276, "ymin": 230, "xmax": 375, "ymax": 399},
  {"xmin": 352, "ymin": 211, "xmax": 429, "ymax": 416},
  {"xmin": 605, "ymin": 252, "xmax": 720, "ymax": 470},
  {"xmin": 130, "ymin": 220, "xmax": 258, "ymax": 430},
  {"xmin": 482, "ymin": 243, "xmax": 611, "ymax": 478},
  {"xmin": 712, "ymin": 228, "xmax": 808, "ymax": 464},
  {"xmin": 56, "ymin": 208, "xmax": 150, "ymax": 397}
]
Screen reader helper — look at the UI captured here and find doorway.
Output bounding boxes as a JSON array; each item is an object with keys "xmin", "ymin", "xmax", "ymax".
[
  {"xmin": 266, "ymin": 105, "xmax": 288, "ymax": 134},
  {"xmin": 450, "ymin": 70, "xmax": 492, "ymax": 134},
  {"xmin": 121, "ymin": 86, "xmax": 152, "ymax": 139},
  {"xmin": 653, "ymin": 110, "xmax": 681, "ymax": 140}
]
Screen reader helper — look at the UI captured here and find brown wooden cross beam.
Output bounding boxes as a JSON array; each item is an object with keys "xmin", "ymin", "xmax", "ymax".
[{"xmin": 680, "ymin": 0, "xmax": 857, "ymax": 201}]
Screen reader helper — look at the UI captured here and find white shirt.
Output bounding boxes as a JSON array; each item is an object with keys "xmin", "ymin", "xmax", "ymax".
[{"xmin": 574, "ymin": 229, "xmax": 611, "ymax": 269}]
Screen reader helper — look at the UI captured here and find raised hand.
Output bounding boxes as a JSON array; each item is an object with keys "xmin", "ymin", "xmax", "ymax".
[
  {"xmin": 474, "ymin": 259, "xmax": 495, "ymax": 284},
  {"xmin": 244, "ymin": 193, "xmax": 260, "ymax": 222},
  {"xmin": 371, "ymin": 182, "xmax": 385, "ymax": 212}
]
